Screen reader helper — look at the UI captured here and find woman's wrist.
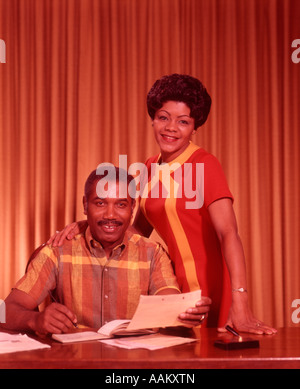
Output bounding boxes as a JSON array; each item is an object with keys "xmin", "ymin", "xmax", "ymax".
[
  {"xmin": 231, "ymin": 287, "xmax": 249, "ymax": 305},
  {"xmin": 232, "ymin": 287, "xmax": 247, "ymax": 293}
]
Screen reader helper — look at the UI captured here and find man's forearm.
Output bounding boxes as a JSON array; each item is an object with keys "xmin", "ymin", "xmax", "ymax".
[{"xmin": 0, "ymin": 302, "xmax": 40, "ymax": 332}]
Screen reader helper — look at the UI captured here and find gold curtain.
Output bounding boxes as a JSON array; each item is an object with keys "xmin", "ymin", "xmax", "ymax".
[{"xmin": 0, "ymin": 0, "xmax": 299, "ymax": 328}]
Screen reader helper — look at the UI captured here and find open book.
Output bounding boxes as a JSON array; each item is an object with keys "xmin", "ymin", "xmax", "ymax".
[
  {"xmin": 52, "ymin": 289, "xmax": 201, "ymax": 344},
  {"xmin": 52, "ymin": 319, "xmax": 154, "ymax": 343}
]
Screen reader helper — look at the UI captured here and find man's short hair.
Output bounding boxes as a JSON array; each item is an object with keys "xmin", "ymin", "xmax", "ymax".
[{"xmin": 84, "ymin": 166, "xmax": 136, "ymax": 200}]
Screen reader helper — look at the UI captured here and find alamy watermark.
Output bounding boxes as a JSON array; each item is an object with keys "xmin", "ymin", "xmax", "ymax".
[
  {"xmin": 96, "ymin": 155, "xmax": 204, "ymax": 209},
  {"xmin": 291, "ymin": 299, "xmax": 300, "ymax": 324},
  {"xmin": 291, "ymin": 39, "xmax": 300, "ymax": 64},
  {"xmin": 0, "ymin": 39, "xmax": 6, "ymax": 63},
  {"xmin": 0, "ymin": 299, "xmax": 5, "ymax": 323}
]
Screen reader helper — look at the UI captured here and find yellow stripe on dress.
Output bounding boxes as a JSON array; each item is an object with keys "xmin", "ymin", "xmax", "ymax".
[
  {"xmin": 140, "ymin": 142, "xmax": 202, "ymax": 291},
  {"xmin": 164, "ymin": 174, "xmax": 200, "ymax": 291}
]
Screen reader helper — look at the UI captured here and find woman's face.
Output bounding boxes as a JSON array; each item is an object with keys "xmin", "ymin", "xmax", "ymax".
[{"xmin": 152, "ymin": 101, "xmax": 195, "ymax": 163}]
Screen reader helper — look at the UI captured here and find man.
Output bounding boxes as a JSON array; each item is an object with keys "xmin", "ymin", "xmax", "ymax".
[{"xmin": 1, "ymin": 166, "xmax": 211, "ymax": 334}]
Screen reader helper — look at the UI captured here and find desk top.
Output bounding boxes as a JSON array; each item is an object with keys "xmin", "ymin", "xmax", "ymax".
[{"xmin": 0, "ymin": 327, "xmax": 299, "ymax": 369}]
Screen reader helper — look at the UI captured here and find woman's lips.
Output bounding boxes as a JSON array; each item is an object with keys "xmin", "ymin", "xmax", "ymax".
[{"xmin": 160, "ymin": 134, "xmax": 179, "ymax": 143}]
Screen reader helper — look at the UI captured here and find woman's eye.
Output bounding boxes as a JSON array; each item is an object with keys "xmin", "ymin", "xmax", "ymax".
[
  {"xmin": 179, "ymin": 120, "xmax": 189, "ymax": 125},
  {"xmin": 158, "ymin": 115, "xmax": 168, "ymax": 121}
]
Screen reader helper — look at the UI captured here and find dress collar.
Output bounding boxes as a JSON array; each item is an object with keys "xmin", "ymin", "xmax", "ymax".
[{"xmin": 157, "ymin": 141, "xmax": 200, "ymax": 166}]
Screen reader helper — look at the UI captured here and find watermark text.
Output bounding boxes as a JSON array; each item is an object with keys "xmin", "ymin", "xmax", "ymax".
[
  {"xmin": 291, "ymin": 39, "xmax": 300, "ymax": 64},
  {"xmin": 0, "ymin": 299, "xmax": 5, "ymax": 323},
  {"xmin": 291, "ymin": 299, "xmax": 300, "ymax": 324},
  {"xmin": 96, "ymin": 156, "xmax": 204, "ymax": 210},
  {"xmin": 0, "ymin": 39, "xmax": 6, "ymax": 63},
  {"xmin": 104, "ymin": 372, "xmax": 195, "ymax": 385}
]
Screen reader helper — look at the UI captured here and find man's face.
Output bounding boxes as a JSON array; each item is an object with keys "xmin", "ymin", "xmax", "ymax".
[{"xmin": 83, "ymin": 179, "xmax": 135, "ymax": 250}]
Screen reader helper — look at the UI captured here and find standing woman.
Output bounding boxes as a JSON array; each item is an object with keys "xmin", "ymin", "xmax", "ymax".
[{"xmin": 133, "ymin": 74, "xmax": 275, "ymax": 333}]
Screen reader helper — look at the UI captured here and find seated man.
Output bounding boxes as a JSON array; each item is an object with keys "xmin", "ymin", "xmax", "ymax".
[{"xmin": 1, "ymin": 166, "xmax": 211, "ymax": 334}]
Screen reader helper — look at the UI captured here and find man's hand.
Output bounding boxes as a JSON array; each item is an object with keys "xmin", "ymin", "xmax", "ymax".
[
  {"xmin": 178, "ymin": 296, "xmax": 211, "ymax": 327},
  {"xmin": 35, "ymin": 303, "xmax": 78, "ymax": 334},
  {"xmin": 2, "ymin": 289, "xmax": 78, "ymax": 335}
]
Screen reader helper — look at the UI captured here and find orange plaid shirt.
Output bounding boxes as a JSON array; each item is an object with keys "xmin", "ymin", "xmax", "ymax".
[{"xmin": 15, "ymin": 227, "xmax": 180, "ymax": 328}]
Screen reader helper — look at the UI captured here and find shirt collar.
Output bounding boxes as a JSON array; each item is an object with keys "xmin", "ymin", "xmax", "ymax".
[{"xmin": 85, "ymin": 225, "xmax": 130, "ymax": 257}]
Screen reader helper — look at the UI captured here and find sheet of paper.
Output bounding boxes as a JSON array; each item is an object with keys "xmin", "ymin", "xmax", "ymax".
[
  {"xmin": 0, "ymin": 332, "xmax": 50, "ymax": 354},
  {"xmin": 52, "ymin": 331, "xmax": 109, "ymax": 343},
  {"xmin": 100, "ymin": 333, "xmax": 197, "ymax": 350},
  {"xmin": 97, "ymin": 319, "xmax": 130, "ymax": 336},
  {"xmin": 126, "ymin": 289, "xmax": 201, "ymax": 331}
]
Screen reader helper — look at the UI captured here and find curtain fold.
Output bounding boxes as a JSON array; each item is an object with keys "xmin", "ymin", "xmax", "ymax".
[{"xmin": 0, "ymin": 0, "xmax": 299, "ymax": 327}]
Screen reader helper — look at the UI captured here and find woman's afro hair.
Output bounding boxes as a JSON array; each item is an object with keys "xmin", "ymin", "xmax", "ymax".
[{"xmin": 147, "ymin": 74, "xmax": 212, "ymax": 129}]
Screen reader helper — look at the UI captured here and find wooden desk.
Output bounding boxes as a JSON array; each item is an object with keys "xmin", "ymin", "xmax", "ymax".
[{"xmin": 0, "ymin": 327, "xmax": 299, "ymax": 369}]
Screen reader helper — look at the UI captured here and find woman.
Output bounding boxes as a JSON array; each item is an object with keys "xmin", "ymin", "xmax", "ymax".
[{"xmin": 50, "ymin": 74, "xmax": 276, "ymax": 334}]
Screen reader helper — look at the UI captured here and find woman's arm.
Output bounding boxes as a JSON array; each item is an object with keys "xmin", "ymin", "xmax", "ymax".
[
  {"xmin": 132, "ymin": 207, "xmax": 154, "ymax": 237},
  {"xmin": 208, "ymin": 198, "xmax": 277, "ymax": 335},
  {"xmin": 47, "ymin": 220, "xmax": 88, "ymax": 247}
]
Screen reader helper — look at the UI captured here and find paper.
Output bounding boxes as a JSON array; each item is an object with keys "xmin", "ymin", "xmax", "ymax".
[
  {"xmin": 101, "ymin": 333, "xmax": 197, "ymax": 350},
  {"xmin": 52, "ymin": 331, "xmax": 109, "ymax": 343},
  {"xmin": 52, "ymin": 319, "xmax": 154, "ymax": 343},
  {"xmin": 52, "ymin": 321, "xmax": 131, "ymax": 343},
  {"xmin": 52, "ymin": 290, "xmax": 201, "ymax": 344},
  {"xmin": 97, "ymin": 319, "xmax": 131, "ymax": 336},
  {"xmin": 0, "ymin": 332, "xmax": 50, "ymax": 354},
  {"xmin": 98, "ymin": 319, "xmax": 154, "ymax": 336},
  {"xmin": 127, "ymin": 289, "xmax": 201, "ymax": 331}
]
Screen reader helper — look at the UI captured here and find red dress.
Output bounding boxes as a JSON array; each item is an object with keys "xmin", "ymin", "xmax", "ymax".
[{"xmin": 140, "ymin": 142, "xmax": 234, "ymax": 327}]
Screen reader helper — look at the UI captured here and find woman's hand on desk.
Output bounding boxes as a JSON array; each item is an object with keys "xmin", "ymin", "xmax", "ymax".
[
  {"xmin": 218, "ymin": 292, "xmax": 277, "ymax": 335},
  {"xmin": 178, "ymin": 296, "xmax": 211, "ymax": 327}
]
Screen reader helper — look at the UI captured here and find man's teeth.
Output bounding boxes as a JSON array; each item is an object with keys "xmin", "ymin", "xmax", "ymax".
[
  {"xmin": 99, "ymin": 222, "xmax": 121, "ymax": 229},
  {"xmin": 104, "ymin": 224, "xmax": 117, "ymax": 229}
]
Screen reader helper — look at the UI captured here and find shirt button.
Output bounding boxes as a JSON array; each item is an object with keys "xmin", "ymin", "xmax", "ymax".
[
  {"xmin": 104, "ymin": 295, "xmax": 108, "ymax": 299},
  {"xmin": 104, "ymin": 268, "xmax": 108, "ymax": 272}
]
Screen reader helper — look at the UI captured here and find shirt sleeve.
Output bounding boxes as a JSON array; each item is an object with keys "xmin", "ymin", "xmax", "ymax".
[
  {"xmin": 14, "ymin": 245, "xmax": 58, "ymax": 305},
  {"xmin": 202, "ymin": 153, "xmax": 234, "ymax": 208},
  {"xmin": 149, "ymin": 244, "xmax": 180, "ymax": 295}
]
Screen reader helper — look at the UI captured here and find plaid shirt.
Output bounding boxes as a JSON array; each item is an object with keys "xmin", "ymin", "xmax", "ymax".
[{"xmin": 15, "ymin": 227, "xmax": 180, "ymax": 328}]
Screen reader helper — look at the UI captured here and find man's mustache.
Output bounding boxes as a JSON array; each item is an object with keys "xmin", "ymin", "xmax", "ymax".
[{"xmin": 97, "ymin": 220, "xmax": 123, "ymax": 226}]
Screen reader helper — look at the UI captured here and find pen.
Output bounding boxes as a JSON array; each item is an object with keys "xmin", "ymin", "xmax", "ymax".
[
  {"xmin": 225, "ymin": 325, "xmax": 241, "ymax": 338},
  {"xmin": 49, "ymin": 291, "xmax": 78, "ymax": 328}
]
